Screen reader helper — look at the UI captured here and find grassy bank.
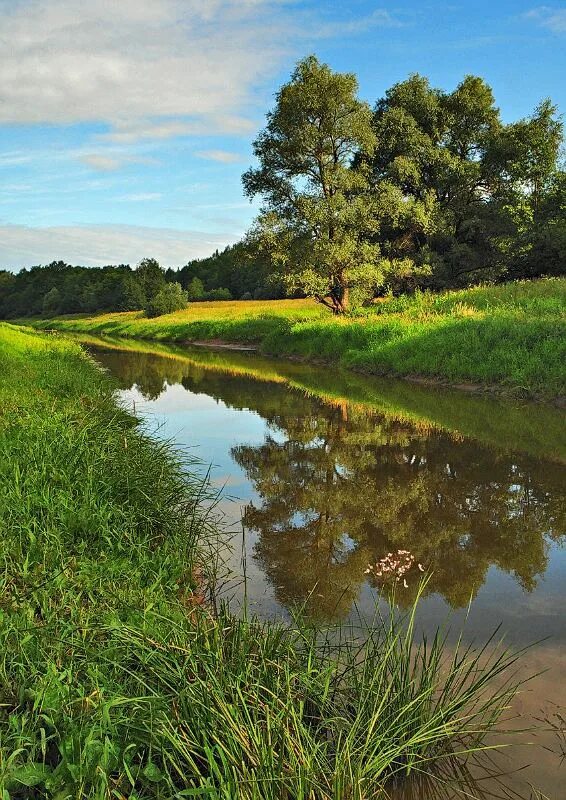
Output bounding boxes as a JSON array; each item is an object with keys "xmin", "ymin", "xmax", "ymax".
[
  {"xmin": 24, "ymin": 277, "xmax": 566, "ymax": 399},
  {"xmin": 0, "ymin": 324, "xmax": 531, "ymax": 798}
]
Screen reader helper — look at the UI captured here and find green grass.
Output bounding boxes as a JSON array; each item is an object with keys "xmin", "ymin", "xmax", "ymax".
[
  {"xmin": 24, "ymin": 278, "xmax": 566, "ymax": 399},
  {"xmin": 0, "ymin": 324, "xmax": 534, "ymax": 799}
]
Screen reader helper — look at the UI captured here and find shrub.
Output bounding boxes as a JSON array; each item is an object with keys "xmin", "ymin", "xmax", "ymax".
[
  {"xmin": 145, "ymin": 282, "xmax": 188, "ymax": 317},
  {"xmin": 205, "ymin": 287, "xmax": 232, "ymax": 301},
  {"xmin": 187, "ymin": 277, "xmax": 205, "ymax": 301}
]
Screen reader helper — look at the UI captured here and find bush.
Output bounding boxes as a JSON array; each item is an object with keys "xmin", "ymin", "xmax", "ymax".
[
  {"xmin": 205, "ymin": 287, "xmax": 232, "ymax": 301},
  {"xmin": 145, "ymin": 282, "xmax": 188, "ymax": 317},
  {"xmin": 187, "ymin": 277, "xmax": 205, "ymax": 301}
]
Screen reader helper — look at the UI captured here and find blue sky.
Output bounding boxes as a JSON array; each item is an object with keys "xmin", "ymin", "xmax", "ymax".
[{"xmin": 0, "ymin": 0, "xmax": 564, "ymax": 271}]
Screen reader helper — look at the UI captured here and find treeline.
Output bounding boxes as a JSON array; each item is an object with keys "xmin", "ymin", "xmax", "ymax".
[
  {"xmin": 0, "ymin": 258, "xmax": 189, "ymax": 319},
  {"xmin": 1, "ymin": 58, "xmax": 564, "ymax": 319},
  {"xmin": 0, "ymin": 247, "xmax": 283, "ymax": 319},
  {"xmin": 178, "ymin": 243, "xmax": 285, "ymax": 302}
]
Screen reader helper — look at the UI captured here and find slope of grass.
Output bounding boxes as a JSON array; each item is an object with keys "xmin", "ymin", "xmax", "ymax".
[
  {"xmin": 0, "ymin": 324, "xmax": 533, "ymax": 799},
  {"xmin": 24, "ymin": 278, "xmax": 566, "ymax": 399}
]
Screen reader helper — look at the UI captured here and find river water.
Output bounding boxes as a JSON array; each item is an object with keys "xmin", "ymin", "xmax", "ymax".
[{"xmin": 85, "ymin": 336, "xmax": 565, "ymax": 799}]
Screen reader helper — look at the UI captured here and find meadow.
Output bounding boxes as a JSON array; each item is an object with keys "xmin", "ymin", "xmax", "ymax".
[
  {"xmin": 0, "ymin": 322, "xmax": 532, "ymax": 799},
  {"xmin": 26, "ymin": 277, "xmax": 566, "ymax": 400}
]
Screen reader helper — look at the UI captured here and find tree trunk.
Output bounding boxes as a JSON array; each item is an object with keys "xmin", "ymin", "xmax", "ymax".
[
  {"xmin": 317, "ymin": 271, "xmax": 349, "ymax": 314},
  {"xmin": 334, "ymin": 270, "xmax": 348, "ymax": 314},
  {"xmin": 340, "ymin": 282, "xmax": 349, "ymax": 313}
]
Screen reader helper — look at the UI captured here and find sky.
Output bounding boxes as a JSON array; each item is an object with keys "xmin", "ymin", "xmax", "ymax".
[{"xmin": 0, "ymin": 0, "xmax": 565, "ymax": 272}]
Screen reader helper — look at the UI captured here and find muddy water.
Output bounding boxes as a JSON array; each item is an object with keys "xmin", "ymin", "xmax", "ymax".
[{"xmin": 86, "ymin": 336, "xmax": 565, "ymax": 799}]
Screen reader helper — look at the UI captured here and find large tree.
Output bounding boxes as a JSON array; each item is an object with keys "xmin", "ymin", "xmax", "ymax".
[
  {"xmin": 368, "ymin": 75, "xmax": 564, "ymax": 286},
  {"xmin": 243, "ymin": 55, "xmax": 382, "ymax": 313}
]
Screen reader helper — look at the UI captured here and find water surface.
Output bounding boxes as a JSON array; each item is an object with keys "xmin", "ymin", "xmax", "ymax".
[{"xmin": 85, "ymin": 336, "xmax": 565, "ymax": 799}]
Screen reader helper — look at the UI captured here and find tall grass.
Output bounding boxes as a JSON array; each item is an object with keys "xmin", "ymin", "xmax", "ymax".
[
  {"xmin": 0, "ymin": 324, "xmax": 534, "ymax": 798},
  {"xmin": 1, "ymin": 595, "xmax": 527, "ymax": 800},
  {"xmin": 23, "ymin": 278, "xmax": 566, "ymax": 398}
]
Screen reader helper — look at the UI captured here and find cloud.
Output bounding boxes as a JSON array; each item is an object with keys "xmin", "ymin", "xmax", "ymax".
[
  {"xmin": 119, "ymin": 193, "xmax": 163, "ymax": 202},
  {"xmin": 195, "ymin": 150, "xmax": 244, "ymax": 163},
  {"xmin": 0, "ymin": 0, "xmax": 292, "ymax": 136},
  {"xmin": 0, "ymin": 223, "xmax": 240, "ymax": 270},
  {"xmin": 524, "ymin": 7, "xmax": 566, "ymax": 33},
  {"xmin": 313, "ymin": 9, "xmax": 402, "ymax": 38},
  {"xmin": 0, "ymin": 151, "xmax": 35, "ymax": 167},
  {"xmin": 79, "ymin": 155, "xmax": 125, "ymax": 172},
  {"xmin": 96, "ymin": 117, "xmax": 254, "ymax": 144},
  {"xmin": 0, "ymin": 1, "xmax": 405, "ymax": 141},
  {"xmin": 79, "ymin": 154, "xmax": 157, "ymax": 171}
]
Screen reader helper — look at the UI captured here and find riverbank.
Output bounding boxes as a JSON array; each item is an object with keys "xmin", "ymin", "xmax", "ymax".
[
  {"xmin": 22, "ymin": 278, "xmax": 566, "ymax": 400},
  {"xmin": 0, "ymin": 323, "xmax": 534, "ymax": 798}
]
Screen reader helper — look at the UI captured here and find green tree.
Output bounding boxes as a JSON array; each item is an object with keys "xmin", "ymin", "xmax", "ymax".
[
  {"xmin": 186, "ymin": 277, "xmax": 205, "ymax": 301},
  {"xmin": 0, "ymin": 270, "xmax": 16, "ymax": 317},
  {"xmin": 136, "ymin": 257, "xmax": 165, "ymax": 303},
  {"xmin": 243, "ymin": 55, "xmax": 382, "ymax": 313},
  {"xmin": 368, "ymin": 75, "xmax": 564, "ymax": 287},
  {"xmin": 145, "ymin": 282, "xmax": 188, "ymax": 318},
  {"xmin": 118, "ymin": 272, "xmax": 145, "ymax": 311},
  {"xmin": 42, "ymin": 286, "xmax": 62, "ymax": 316},
  {"xmin": 497, "ymin": 99, "xmax": 563, "ymax": 212},
  {"xmin": 506, "ymin": 169, "xmax": 566, "ymax": 279}
]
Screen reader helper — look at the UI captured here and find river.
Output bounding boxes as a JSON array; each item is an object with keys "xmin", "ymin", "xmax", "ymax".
[{"xmin": 84, "ymin": 335, "xmax": 565, "ymax": 799}]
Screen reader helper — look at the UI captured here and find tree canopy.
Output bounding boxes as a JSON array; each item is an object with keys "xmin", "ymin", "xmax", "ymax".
[
  {"xmin": 243, "ymin": 55, "xmax": 384, "ymax": 313},
  {"xmin": 241, "ymin": 59, "xmax": 564, "ymax": 310}
]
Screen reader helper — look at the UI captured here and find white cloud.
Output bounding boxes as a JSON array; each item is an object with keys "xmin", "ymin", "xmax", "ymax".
[
  {"xmin": 0, "ymin": 223, "xmax": 240, "ymax": 270},
  {"xmin": 314, "ymin": 9, "xmax": 402, "ymax": 38},
  {"xmin": 0, "ymin": 0, "xmax": 292, "ymax": 135},
  {"xmin": 78, "ymin": 155, "xmax": 126, "ymax": 172},
  {"xmin": 0, "ymin": 1, "xmax": 405, "ymax": 141},
  {"xmin": 79, "ymin": 154, "xmax": 157, "ymax": 171},
  {"xmin": 524, "ymin": 7, "xmax": 566, "ymax": 33},
  {"xmin": 0, "ymin": 151, "xmax": 35, "ymax": 166},
  {"xmin": 119, "ymin": 193, "xmax": 163, "ymax": 202},
  {"xmin": 96, "ymin": 117, "xmax": 254, "ymax": 144},
  {"xmin": 196, "ymin": 150, "xmax": 244, "ymax": 163}
]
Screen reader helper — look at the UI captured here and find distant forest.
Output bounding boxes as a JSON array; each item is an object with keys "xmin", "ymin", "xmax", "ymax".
[
  {"xmin": 1, "ymin": 63, "xmax": 565, "ymax": 319},
  {"xmin": 0, "ymin": 244, "xmax": 283, "ymax": 319}
]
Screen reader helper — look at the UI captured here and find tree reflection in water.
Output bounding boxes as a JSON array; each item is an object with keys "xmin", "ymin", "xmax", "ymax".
[{"xmin": 233, "ymin": 401, "xmax": 564, "ymax": 619}]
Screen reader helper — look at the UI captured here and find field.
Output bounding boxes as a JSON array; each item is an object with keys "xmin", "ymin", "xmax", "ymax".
[
  {"xmin": 26, "ymin": 278, "xmax": 566, "ymax": 399},
  {"xmin": 0, "ymin": 322, "xmax": 530, "ymax": 799}
]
